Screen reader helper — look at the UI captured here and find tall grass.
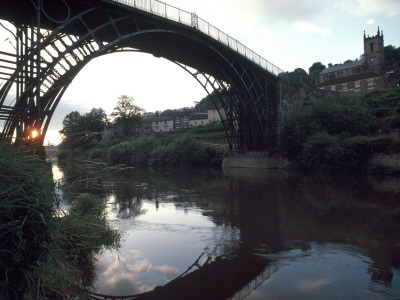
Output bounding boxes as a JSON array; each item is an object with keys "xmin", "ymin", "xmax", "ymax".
[
  {"xmin": 0, "ymin": 140, "xmax": 121, "ymax": 298},
  {"xmin": 0, "ymin": 141, "xmax": 56, "ymax": 298}
]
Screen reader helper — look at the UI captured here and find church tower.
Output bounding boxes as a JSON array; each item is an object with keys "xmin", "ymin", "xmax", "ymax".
[{"xmin": 363, "ymin": 27, "xmax": 385, "ymax": 74}]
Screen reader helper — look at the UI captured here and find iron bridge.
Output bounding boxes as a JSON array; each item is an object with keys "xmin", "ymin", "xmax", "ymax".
[{"xmin": 0, "ymin": 0, "xmax": 283, "ymax": 151}]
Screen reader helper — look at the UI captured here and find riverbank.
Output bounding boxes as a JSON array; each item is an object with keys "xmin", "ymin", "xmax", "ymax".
[
  {"xmin": 0, "ymin": 141, "xmax": 121, "ymax": 298},
  {"xmin": 57, "ymin": 130, "xmax": 228, "ymax": 169}
]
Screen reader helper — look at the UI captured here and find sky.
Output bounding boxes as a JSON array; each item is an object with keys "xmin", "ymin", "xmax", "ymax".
[{"xmin": 1, "ymin": 0, "xmax": 400, "ymax": 144}]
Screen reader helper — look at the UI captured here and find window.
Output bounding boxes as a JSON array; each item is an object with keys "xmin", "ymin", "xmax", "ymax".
[
  {"xmin": 370, "ymin": 43, "xmax": 374, "ymax": 53},
  {"xmin": 338, "ymin": 71, "xmax": 343, "ymax": 77},
  {"xmin": 368, "ymin": 80, "xmax": 374, "ymax": 86},
  {"xmin": 370, "ymin": 57, "xmax": 375, "ymax": 63},
  {"xmin": 342, "ymin": 83, "xmax": 347, "ymax": 90},
  {"xmin": 355, "ymin": 81, "xmax": 360, "ymax": 88},
  {"xmin": 331, "ymin": 85, "xmax": 336, "ymax": 91}
]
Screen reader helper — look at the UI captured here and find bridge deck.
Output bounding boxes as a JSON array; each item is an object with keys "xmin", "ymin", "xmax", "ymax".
[{"xmin": 106, "ymin": 0, "xmax": 283, "ymax": 76}]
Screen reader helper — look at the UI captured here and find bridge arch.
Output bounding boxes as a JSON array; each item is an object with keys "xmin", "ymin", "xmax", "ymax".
[{"xmin": 0, "ymin": 0, "xmax": 281, "ymax": 152}]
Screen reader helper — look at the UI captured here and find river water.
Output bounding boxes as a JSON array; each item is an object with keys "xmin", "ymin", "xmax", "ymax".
[{"xmin": 55, "ymin": 164, "xmax": 400, "ymax": 299}]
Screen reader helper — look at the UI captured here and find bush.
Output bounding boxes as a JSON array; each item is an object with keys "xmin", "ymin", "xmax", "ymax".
[
  {"xmin": 149, "ymin": 144, "xmax": 168, "ymax": 166},
  {"xmin": 130, "ymin": 135, "xmax": 161, "ymax": 165},
  {"xmin": 89, "ymin": 148, "xmax": 108, "ymax": 161},
  {"xmin": 299, "ymin": 133, "xmax": 371, "ymax": 173},
  {"xmin": 164, "ymin": 133, "xmax": 208, "ymax": 166},
  {"xmin": 57, "ymin": 149, "xmax": 71, "ymax": 162},
  {"xmin": 107, "ymin": 134, "xmax": 226, "ymax": 168},
  {"xmin": 109, "ymin": 141, "xmax": 134, "ymax": 166},
  {"xmin": 281, "ymin": 96, "xmax": 376, "ymax": 163},
  {"xmin": 362, "ymin": 87, "xmax": 400, "ymax": 118}
]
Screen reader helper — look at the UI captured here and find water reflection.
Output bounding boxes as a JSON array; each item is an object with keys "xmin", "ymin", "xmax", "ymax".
[{"xmin": 58, "ymin": 164, "xmax": 400, "ymax": 299}]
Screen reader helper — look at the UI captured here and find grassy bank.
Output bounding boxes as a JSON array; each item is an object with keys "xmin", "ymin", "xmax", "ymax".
[{"xmin": 0, "ymin": 141, "xmax": 120, "ymax": 298}]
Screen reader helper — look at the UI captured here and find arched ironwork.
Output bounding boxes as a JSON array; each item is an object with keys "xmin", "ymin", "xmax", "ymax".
[{"xmin": 0, "ymin": 0, "xmax": 281, "ymax": 152}]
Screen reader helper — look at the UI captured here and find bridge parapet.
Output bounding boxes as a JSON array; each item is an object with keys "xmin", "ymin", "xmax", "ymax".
[{"xmin": 109, "ymin": 0, "xmax": 283, "ymax": 76}]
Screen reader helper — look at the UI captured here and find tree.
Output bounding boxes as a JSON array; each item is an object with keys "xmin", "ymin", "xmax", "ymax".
[
  {"xmin": 59, "ymin": 111, "xmax": 82, "ymax": 138},
  {"xmin": 384, "ymin": 45, "xmax": 400, "ymax": 67},
  {"xmin": 83, "ymin": 108, "xmax": 108, "ymax": 141},
  {"xmin": 280, "ymin": 68, "xmax": 311, "ymax": 87},
  {"xmin": 59, "ymin": 108, "xmax": 108, "ymax": 146},
  {"xmin": 111, "ymin": 95, "xmax": 144, "ymax": 137},
  {"xmin": 308, "ymin": 62, "xmax": 326, "ymax": 86}
]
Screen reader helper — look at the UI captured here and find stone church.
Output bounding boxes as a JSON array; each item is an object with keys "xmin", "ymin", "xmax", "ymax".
[{"xmin": 316, "ymin": 28, "xmax": 390, "ymax": 93}]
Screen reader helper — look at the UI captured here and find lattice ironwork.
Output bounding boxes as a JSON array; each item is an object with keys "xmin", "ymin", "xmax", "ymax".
[{"xmin": 0, "ymin": 0, "xmax": 280, "ymax": 152}]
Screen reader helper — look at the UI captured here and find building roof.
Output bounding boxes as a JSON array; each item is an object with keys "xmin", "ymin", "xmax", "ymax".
[
  {"xmin": 320, "ymin": 59, "xmax": 365, "ymax": 75},
  {"xmin": 316, "ymin": 71, "xmax": 381, "ymax": 87},
  {"xmin": 191, "ymin": 114, "xmax": 208, "ymax": 121},
  {"xmin": 143, "ymin": 116, "xmax": 174, "ymax": 122}
]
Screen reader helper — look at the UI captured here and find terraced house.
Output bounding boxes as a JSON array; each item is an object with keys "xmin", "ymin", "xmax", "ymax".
[{"xmin": 316, "ymin": 28, "xmax": 397, "ymax": 93}]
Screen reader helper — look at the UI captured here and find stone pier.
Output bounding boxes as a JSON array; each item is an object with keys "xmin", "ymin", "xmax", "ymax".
[{"xmin": 222, "ymin": 152, "xmax": 286, "ymax": 169}]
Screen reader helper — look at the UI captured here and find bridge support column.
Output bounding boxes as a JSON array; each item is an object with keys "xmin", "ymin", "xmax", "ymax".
[{"xmin": 222, "ymin": 151, "xmax": 285, "ymax": 169}]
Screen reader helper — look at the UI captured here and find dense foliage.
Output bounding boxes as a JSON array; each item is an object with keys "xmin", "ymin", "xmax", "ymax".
[
  {"xmin": 0, "ymin": 141, "xmax": 120, "ymax": 298},
  {"xmin": 58, "ymin": 120, "xmax": 227, "ymax": 169},
  {"xmin": 281, "ymin": 89, "xmax": 400, "ymax": 174},
  {"xmin": 109, "ymin": 133, "xmax": 226, "ymax": 168},
  {"xmin": 59, "ymin": 107, "xmax": 108, "ymax": 147},
  {"xmin": 362, "ymin": 87, "xmax": 400, "ymax": 119}
]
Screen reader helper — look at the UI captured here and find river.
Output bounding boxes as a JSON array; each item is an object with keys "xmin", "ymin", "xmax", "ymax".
[{"xmin": 54, "ymin": 163, "xmax": 400, "ymax": 299}]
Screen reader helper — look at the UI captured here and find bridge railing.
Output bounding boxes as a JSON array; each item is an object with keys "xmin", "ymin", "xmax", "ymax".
[{"xmin": 110, "ymin": 0, "xmax": 284, "ymax": 76}]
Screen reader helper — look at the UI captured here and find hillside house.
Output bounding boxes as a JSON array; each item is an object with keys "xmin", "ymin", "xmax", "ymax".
[
  {"xmin": 190, "ymin": 113, "xmax": 208, "ymax": 127},
  {"xmin": 316, "ymin": 28, "xmax": 393, "ymax": 93}
]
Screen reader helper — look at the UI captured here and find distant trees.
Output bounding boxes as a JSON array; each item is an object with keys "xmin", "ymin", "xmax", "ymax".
[
  {"xmin": 59, "ymin": 108, "xmax": 108, "ymax": 147},
  {"xmin": 111, "ymin": 95, "xmax": 144, "ymax": 137}
]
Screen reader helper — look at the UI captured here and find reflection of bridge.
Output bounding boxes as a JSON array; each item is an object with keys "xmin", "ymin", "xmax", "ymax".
[
  {"xmin": 0, "ymin": 0, "xmax": 283, "ymax": 151},
  {"xmin": 90, "ymin": 252, "xmax": 277, "ymax": 300}
]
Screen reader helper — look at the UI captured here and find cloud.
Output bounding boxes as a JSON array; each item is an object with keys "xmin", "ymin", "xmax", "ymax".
[
  {"xmin": 210, "ymin": 0, "xmax": 328, "ymax": 24},
  {"xmin": 367, "ymin": 19, "xmax": 376, "ymax": 25},
  {"xmin": 293, "ymin": 21, "xmax": 332, "ymax": 37},
  {"xmin": 95, "ymin": 250, "xmax": 180, "ymax": 295},
  {"xmin": 152, "ymin": 265, "xmax": 181, "ymax": 280},
  {"xmin": 336, "ymin": 0, "xmax": 400, "ymax": 17},
  {"xmin": 297, "ymin": 278, "xmax": 332, "ymax": 292}
]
